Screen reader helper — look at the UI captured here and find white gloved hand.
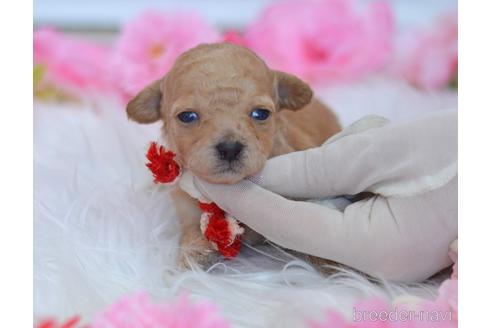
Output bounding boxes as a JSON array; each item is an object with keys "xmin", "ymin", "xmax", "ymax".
[{"xmin": 193, "ymin": 110, "xmax": 457, "ymax": 282}]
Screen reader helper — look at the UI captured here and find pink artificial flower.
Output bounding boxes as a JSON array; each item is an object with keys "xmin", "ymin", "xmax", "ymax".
[
  {"xmin": 91, "ymin": 292, "xmax": 230, "ymax": 328},
  {"xmin": 109, "ymin": 11, "xmax": 219, "ymax": 101},
  {"xmin": 436, "ymin": 279, "xmax": 458, "ymax": 323},
  {"xmin": 310, "ymin": 293, "xmax": 458, "ymax": 328},
  {"xmin": 243, "ymin": 0, "xmax": 394, "ymax": 84},
  {"xmin": 432, "ymin": 241, "xmax": 458, "ymax": 324},
  {"xmin": 34, "ymin": 28, "xmax": 111, "ymax": 93},
  {"xmin": 390, "ymin": 11, "xmax": 457, "ymax": 90},
  {"xmin": 222, "ymin": 30, "xmax": 247, "ymax": 47}
]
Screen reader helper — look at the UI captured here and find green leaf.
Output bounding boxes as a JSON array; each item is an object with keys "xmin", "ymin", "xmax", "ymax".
[{"xmin": 33, "ymin": 65, "xmax": 46, "ymax": 87}]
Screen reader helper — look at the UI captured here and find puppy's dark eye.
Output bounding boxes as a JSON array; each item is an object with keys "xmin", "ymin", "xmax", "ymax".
[
  {"xmin": 177, "ymin": 111, "xmax": 199, "ymax": 123},
  {"xmin": 250, "ymin": 108, "xmax": 271, "ymax": 121}
]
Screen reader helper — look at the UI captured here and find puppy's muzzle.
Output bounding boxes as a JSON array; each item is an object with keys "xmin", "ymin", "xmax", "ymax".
[{"xmin": 215, "ymin": 141, "xmax": 244, "ymax": 163}]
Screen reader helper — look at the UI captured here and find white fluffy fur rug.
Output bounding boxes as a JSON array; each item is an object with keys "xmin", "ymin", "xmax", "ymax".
[{"xmin": 34, "ymin": 77, "xmax": 457, "ymax": 327}]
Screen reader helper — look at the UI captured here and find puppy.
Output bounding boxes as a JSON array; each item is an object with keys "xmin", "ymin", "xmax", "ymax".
[{"xmin": 127, "ymin": 43, "xmax": 341, "ymax": 268}]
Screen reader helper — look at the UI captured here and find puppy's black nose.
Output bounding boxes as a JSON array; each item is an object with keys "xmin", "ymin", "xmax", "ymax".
[{"xmin": 216, "ymin": 141, "xmax": 244, "ymax": 162}]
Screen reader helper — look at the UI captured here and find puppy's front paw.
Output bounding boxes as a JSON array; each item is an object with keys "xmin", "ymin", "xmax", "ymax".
[{"xmin": 178, "ymin": 230, "xmax": 219, "ymax": 270}]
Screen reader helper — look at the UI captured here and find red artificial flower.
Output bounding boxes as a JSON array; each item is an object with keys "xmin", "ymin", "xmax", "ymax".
[
  {"xmin": 199, "ymin": 201, "xmax": 242, "ymax": 258},
  {"xmin": 204, "ymin": 215, "xmax": 233, "ymax": 245},
  {"xmin": 146, "ymin": 142, "xmax": 181, "ymax": 184},
  {"xmin": 35, "ymin": 316, "xmax": 82, "ymax": 328},
  {"xmin": 198, "ymin": 202, "xmax": 224, "ymax": 217},
  {"xmin": 217, "ymin": 236, "xmax": 241, "ymax": 258}
]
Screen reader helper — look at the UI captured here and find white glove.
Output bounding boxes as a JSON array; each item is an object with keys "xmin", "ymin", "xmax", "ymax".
[{"xmin": 193, "ymin": 110, "xmax": 457, "ymax": 282}]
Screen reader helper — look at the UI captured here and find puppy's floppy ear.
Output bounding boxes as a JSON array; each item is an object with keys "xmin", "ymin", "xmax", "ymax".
[
  {"xmin": 126, "ymin": 78, "xmax": 164, "ymax": 123},
  {"xmin": 274, "ymin": 70, "xmax": 313, "ymax": 110}
]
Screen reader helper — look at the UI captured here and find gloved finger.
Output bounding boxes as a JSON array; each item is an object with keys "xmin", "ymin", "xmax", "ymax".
[
  {"xmin": 252, "ymin": 110, "xmax": 457, "ymax": 199},
  {"xmin": 250, "ymin": 115, "xmax": 390, "ymax": 199},
  {"xmin": 194, "ymin": 177, "xmax": 409, "ymax": 280},
  {"xmin": 194, "ymin": 177, "xmax": 454, "ymax": 282},
  {"xmin": 322, "ymin": 115, "xmax": 390, "ymax": 145},
  {"xmin": 193, "ymin": 176, "xmax": 348, "ymax": 258}
]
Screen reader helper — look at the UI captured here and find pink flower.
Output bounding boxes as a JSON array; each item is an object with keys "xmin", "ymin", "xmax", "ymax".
[
  {"xmin": 109, "ymin": 11, "xmax": 219, "ymax": 101},
  {"xmin": 91, "ymin": 292, "xmax": 230, "ymax": 328},
  {"xmin": 243, "ymin": 0, "xmax": 394, "ymax": 84},
  {"xmin": 390, "ymin": 11, "xmax": 457, "ymax": 90},
  {"xmin": 222, "ymin": 30, "xmax": 247, "ymax": 47},
  {"xmin": 310, "ymin": 293, "xmax": 458, "ymax": 328},
  {"xmin": 432, "ymin": 240, "xmax": 458, "ymax": 323},
  {"xmin": 436, "ymin": 279, "xmax": 458, "ymax": 322},
  {"xmin": 34, "ymin": 28, "xmax": 111, "ymax": 93}
]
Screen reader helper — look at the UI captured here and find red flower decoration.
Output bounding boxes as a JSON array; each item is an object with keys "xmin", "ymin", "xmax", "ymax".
[
  {"xmin": 198, "ymin": 202, "xmax": 224, "ymax": 217},
  {"xmin": 218, "ymin": 238, "xmax": 241, "ymax": 258},
  {"xmin": 144, "ymin": 142, "xmax": 242, "ymax": 258},
  {"xmin": 35, "ymin": 316, "xmax": 83, "ymax": 328},
  {"xmin": 146, "ymin": 142, "xmax": 181, "ymax": 184},
  {"xmin": 199, "ymin": 202, "xmax": 242, "ymax": 258}
]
